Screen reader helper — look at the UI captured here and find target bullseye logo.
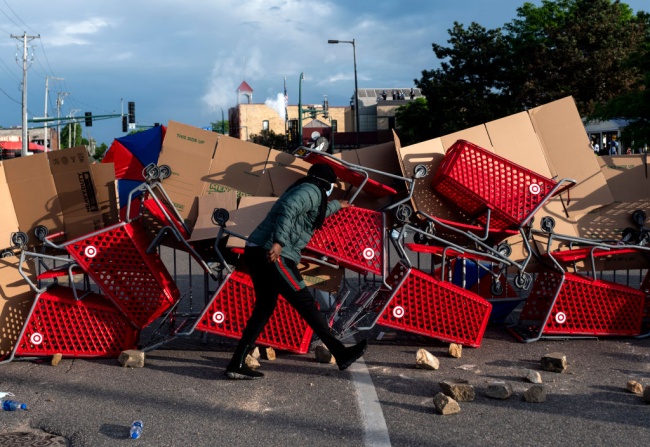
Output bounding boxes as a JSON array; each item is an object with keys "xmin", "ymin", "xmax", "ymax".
[
  {"xmin": 392, "ymin": 306, "xmax": 405, "ymax": 319},
  {"xmin": 362, "ymin": 247, "xmax": 375, "ymax": 260},
  {"xmin": 84, "ymin": 245, "xmax": 98, "ymax": 258},
  {"xmin": 529, "ymin": 183, "xmax": 541, "ymax": 195},
  {"xmin": 212, "ymin": 311, "xmax": 225, "ymax": 324},
  {"xmin": 30, "ymin": 332, "xmax": 43, "ymax": 345},
  {"xmin": 555, "ymin": 311, "xmax": 567, "ymax": 324}
]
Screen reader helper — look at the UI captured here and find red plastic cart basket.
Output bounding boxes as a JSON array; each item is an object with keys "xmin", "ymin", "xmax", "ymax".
[
  {"xmin": 376, "ymin": 262, "xmax": 492, "ymax": 347},
  {"xmin": 306, "ymin": 207, "xmax": 384, "ymax": 276},
  {"xmin": 303, "ymin": 151, "xmax": 397, "ymax": 198},
  {"xmin": 511, "ymin": 270, "xmax": 644, "ymax": 340},
  {"xmin": 14, "ymin": 286, "xmax": 139, "ymax": 358},
  {"xmin": 63, "ymin": 221, "xmax": 181, "ymax": 329},
  {"xmin": 194, "ymin": 269, "xmax": 314, "ymax": 354},
  {"xmin": 432, "ymin": 140, "xmax": 573, "ymax": 229}
]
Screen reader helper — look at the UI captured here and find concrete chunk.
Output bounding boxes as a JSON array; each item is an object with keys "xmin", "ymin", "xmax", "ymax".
[
  {"xmin": 626, "ymin": 380, "xmax": 643, "ymax": 395},
  {"xmin": 118, "ymin": 350, "xmax": 145, "ymax": 368},
  {"xmin": 525, "ymin": 369, "xmax": 543, "ymax": 384},
  {"xmin": 448, "ymin": 343, "xmax": 462, "ymax": 358},
  {"xmin": 314, "ymin": 345, "xmax": 336, "ymax": 364},
  {"xmin": 51, "ymin": 353, "xmax": 63, "ymax": 366},
  {"xmin": 439, "ymin": 379, "xmax": 475, "ymax": 402},
  {"xmin": 486, "ymin": 381, "xmax": 513, "ymax": 400},
  {"xmin": 541, "ymin": 352, "xmax": 567, "ymax": 373},
  {"xmin": 524, "ymin": 384, "xmax": 547, "ymax": 403},
  {"xmin": 433, "ymin": 392, "xmax": 460, "ymax": 415},
  {"xmin": 416, "ymin": 348, "xmax": 440, "ymax": 370}
]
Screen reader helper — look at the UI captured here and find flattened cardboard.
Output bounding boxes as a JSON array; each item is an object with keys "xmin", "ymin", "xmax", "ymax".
[
  {"xmin": 4, "ymin": 152, "xmax": 63, "ymax": 240},
  {"xmin": 528, "ymin": 97, "xmax": 613, "ymax": 215},
  {"xmin": 158, "ymin": 120, "xmax": 219, "ymax": 226},
  {"xmin": 223, "ymin": 197, "xmax": 278, "ymax": 248},
  {"xmin": 0, "ymin": 254, "xmax": 36, "ymax": 359},
  {"xmin": 297, "ymin": 261, "xmax": 344, "ymax": 293},
  {"xmin": 205, "ymin": 134, "xmax": 270, "ymax": 197},
  {"xmin": 188, "ymin": 190, "xmax": 239, "ymax": 242},
  {"xmin": 0, "ymin": 164, "xmax": 19, "ymax": 250},
  {"xmin": 48, "ymin": 147, "xmax": 103, "ymax": 239},
  {"xmin": 90, "ymin": 162, "xmax": 119, "ymax": 228},
  {"xmin": 265, "ymin": 149, "xmax": 312, "ymax": 196}
]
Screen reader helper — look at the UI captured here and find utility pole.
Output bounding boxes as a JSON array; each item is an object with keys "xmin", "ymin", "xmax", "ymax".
[
  {"xmin": 56, "ymin": 92, "xmax": 69, "ymax": 150},
  {"xmin": 43, "ymin": 76, "xmax": 63, "ymax": 151},
  {"xmin": 11, "ymin": 32, "xmax": 40, "ymax": 157}
]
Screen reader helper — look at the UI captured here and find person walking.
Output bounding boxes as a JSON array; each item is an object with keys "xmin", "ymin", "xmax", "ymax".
[{"xmin": 225, "ymin": 163, "xmax": 368, "ymax": 380}]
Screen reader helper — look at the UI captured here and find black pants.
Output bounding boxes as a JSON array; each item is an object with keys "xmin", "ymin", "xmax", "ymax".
[{"xmin": 236, "ymin": 246, "xmax": 344, "ymax": 355}]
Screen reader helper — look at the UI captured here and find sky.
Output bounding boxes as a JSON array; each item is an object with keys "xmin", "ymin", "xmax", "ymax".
[{"xmin": 0, "ymin": 0, "xmax": 647, "ymax": 147}]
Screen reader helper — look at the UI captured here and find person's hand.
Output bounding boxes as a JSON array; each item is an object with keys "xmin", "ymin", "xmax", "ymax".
[
  {"xmin": 338, "ymin": 200, "xmax": 351, "ymax": 209},
  {"xmin": 267, "ymin": 243, "xmax": 282, "ymax": 263}
]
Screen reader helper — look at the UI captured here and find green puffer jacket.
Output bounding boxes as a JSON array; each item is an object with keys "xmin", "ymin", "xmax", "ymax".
[{"xmin": 247, "ymin": 182, "xmax": 341, "ymax": 264}]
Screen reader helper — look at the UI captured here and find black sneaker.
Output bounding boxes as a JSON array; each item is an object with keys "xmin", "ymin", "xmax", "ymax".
[
  {"xmin": 225, "ymin": 364, "xmax": 265, "ymax": 380},
  {"xmin": 337, "ymin": 339, "xmax": 368, "ymax": 371}
]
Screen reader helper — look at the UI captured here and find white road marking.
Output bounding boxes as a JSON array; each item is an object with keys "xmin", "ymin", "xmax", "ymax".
[{"xmin": 349, "ymin": 357, "xmax": 391, "ymax": 447}]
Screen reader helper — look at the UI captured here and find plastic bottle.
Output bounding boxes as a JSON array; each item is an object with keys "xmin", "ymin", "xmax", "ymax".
[
  {"xmin": 1, "ymin": 400, "xmax": 27, "ymax": 411},
  {"xmin": 130, "ymin": 420, "xmax": 143, "ymax": 440}
]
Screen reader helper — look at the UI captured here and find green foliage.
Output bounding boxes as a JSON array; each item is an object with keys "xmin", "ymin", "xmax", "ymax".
[
  {"xmin": 249, "ymin": 129, "xmax": 287, "ymax": 150},
  {"xmin": 92, "ymin": 142, "xmax": 109, "ymax": 161},
  {"xmin": 403, "ymin": 0, "xmax": 648, "ymax": 145},
  {"xmin": 60, "ymin": 123, "xmax": 83, "ymax": 149},
  {"xmin": 211, "ymin": 120, "xmax": 229, "ymax": 134}
]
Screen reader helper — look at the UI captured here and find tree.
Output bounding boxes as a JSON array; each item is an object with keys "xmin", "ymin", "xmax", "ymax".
[
  {"xmin": 591, "ymin": 11, "xmax": 650, "ymax": 148},
  {"xmin": 505, "ymin": 0, "xmax": 646, "ymax": 115},
  {"xmin": 415, "ymin": 22, "xmax": 513, "ymax": 138},
  {"xmin": 249, "ymin": 129, "xmax": 286, "ymax": 150},
  {"xmin": 394, "ymin": 97, "xmax": 436, "ymax": 146},
  {"xmin": 211, "ymin": 120, "xmax": 229, "ymax": 134},
  {"xmin": 404, "ymin": 0, "xmax": 648, "ymax": 144},
  {"xmin": 60, "ymin": 123, "xmax": 83, "ymax": 149},
  {"xmin": 92, "ymin": 142, "xmax": 109, "ymax": 161}
]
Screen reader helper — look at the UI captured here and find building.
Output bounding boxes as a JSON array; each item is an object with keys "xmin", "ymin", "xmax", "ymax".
[
  {"xmin": 229, "ymin": 80, "xmax": 421, "ymax": 150},
  {"xmin": 0, "ymin": 127, "xmax": 58, "ymax": 158}
]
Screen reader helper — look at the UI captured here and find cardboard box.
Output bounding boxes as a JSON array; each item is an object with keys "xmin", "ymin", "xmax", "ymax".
[
  {"xmin": 47, "ymin": 147, "xmax": 104, "ymax": 239},
  {"xmin": 157, "ymin": 121, "xmax": 220, "ymax": 226},
  {"xmin": 0, "ymin": 163, "xmax": 20, "ymax": 250},
  {"xmin": 0, "ymin": 254, "xmax": 36, "ymax": 359},
  {"xmin": 91, "ymin": 162, "xmax": 119, "ymax": 228},
  {"xmin": 222, "ymin": 196, "xmax": 278, "ymax": 248},
  {"xmin": 4, "ymin": 152, "xmax": 63, "ymax": 242},
  {"xmin": 205, "ymin": 134, "xmax": 270, "ymax": 197},
  {"xmin": 297, "ymin": 261, "xmax": 344, "ymax": 293},
  {"xmin": 188, "ymin": 190, "xmax": 239, "ymax": 242}
]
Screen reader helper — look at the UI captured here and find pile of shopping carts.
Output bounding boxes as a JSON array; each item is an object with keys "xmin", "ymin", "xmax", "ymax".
[{"xmin": 1, "ymin": 137, "xmax": 648, "ymax": 365}]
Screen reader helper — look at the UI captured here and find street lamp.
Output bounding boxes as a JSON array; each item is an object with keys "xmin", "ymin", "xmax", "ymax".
[{"xmin": 328, "ymin": 38, "xmax": 359, "ymax": 148}]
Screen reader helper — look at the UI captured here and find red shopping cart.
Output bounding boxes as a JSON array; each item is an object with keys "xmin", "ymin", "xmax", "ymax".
[{"xmin": 432, "ymin": 140, "xmax": 575, "ymax": 230}]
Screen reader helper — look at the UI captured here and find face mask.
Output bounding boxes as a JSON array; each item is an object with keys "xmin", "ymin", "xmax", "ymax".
[{"xmin": 326, "ymin": 183, "xmax": 334, "ymax": 197}]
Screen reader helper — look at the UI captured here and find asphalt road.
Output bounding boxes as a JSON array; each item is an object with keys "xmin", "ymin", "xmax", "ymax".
[
  {"xmin": 0, "ymin": 325, "xmax": 648, "ymax": 447},
  {"xmin": 1, "ymin": 247, "xmax": 648, "ymax": 446}
]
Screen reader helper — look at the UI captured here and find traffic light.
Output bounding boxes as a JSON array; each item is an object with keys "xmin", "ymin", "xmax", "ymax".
[
  {"xmin": 84, "ymin": 112, "xmax": 92, "ymax": 127},
  {"xmin": 128, "ymin": 101, "xmax": 135, "ymax": 124},
  {"xmin": 122, "ymin": 115, "xmax": 128, "ymax": 132}
]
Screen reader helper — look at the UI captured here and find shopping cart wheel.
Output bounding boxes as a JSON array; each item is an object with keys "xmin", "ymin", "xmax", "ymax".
[
  {"xmin": 514, "ymin": 272, "xmax": 532, "ymax": 291},
  {"xmin": 211, "ymin": 208, "xmax": 230, "ymax": 227},
  {"xmin": 142, "ymin": 163, "xmax": 161, "ymax": 182},
  {"xmin": 34, "ymin": 225, "xmax": 49, "ymax": 242},
  {"xmin": 540, "ymin": 216, "xmax": 555, "ymax": 233},
  {"xmin": 10, "ymin": 232, "xmax": 28, "ymax": 249},
  {"xmin": 496, "ymin": 242, "xmax": 512, "ymax": 257},
  {"xmin": 490, "ymin": 280, "xmax": 504, "ymax": 296},
  {"xmin": 159, "ymin": 165, "xmax": 172, "ymax": 180},
  {"xmin": 1, "ymin": 249, "xmax": 14, "ymax": 258},
  {"xmin": 621, "ymin": 227, "xmax": 639, "ymax": 244},
  {"xmin": 632, "ymin": 209, "xmax": 647, "ymax": 227},
  {"xmin": 394, "ymin": 204, "xmax": 413, "ymax": 223},
  {"xmin": 413, "ymin": 164, "xmax": 429, "ymax": 179}
]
